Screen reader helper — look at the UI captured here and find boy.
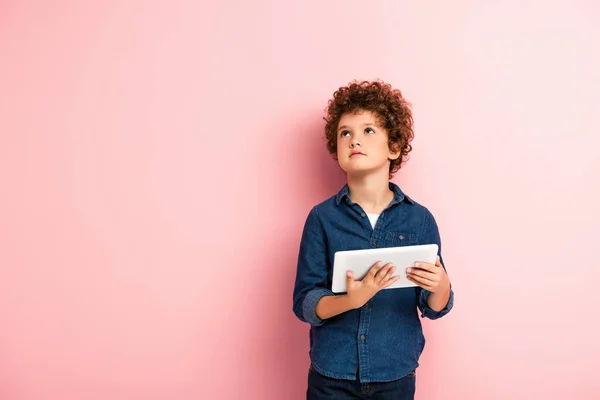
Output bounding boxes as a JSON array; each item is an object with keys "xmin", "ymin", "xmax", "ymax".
[{"xmin": 292, "ymin": 80, "xmax": 454, "ymax": 400}]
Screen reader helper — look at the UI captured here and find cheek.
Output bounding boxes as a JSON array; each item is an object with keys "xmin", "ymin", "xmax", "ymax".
[
  {"xmin": 382, "ymin": 138, "xmax": 396, "ymax": 154},
  {"xmin": 336, "ymin": 141, "xmax": 345, "ymax": 157},
  {"xmin": 375, "ymin": 140, "xmax": 392, "ymax": 155}
]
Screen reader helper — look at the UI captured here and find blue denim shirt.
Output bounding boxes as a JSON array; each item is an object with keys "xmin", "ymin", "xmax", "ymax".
[{"xmin": 293, "ymin": 183, "xmax": 454, "ymax": 383}]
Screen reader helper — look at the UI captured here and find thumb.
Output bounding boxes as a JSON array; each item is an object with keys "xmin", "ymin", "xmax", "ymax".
[{"xmin": 346, "ymin": 270, "xmax": 354, "ymax": 285}]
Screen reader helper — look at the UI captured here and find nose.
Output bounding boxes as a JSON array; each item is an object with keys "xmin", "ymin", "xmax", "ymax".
[{"xmin": 350, "ymin": 137, "xmax": 361, "ymax": 148}]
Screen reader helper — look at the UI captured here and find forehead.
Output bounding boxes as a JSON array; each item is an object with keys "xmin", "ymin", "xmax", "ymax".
[{"xmin": 338, "ymin": 110, "xmax": 382, "ymax": 129}]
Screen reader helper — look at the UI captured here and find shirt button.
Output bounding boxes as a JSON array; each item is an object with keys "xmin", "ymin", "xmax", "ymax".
[
  {"xmin": 399, "ymin": 234, "xmax": 405, "ymax": 240},
  {"xmin": 365, "ymin": 303, "xmax": 370, "ymax": 309},
  {"xmin": 371, "ymin": 241, "xmax": 376, "ymax": 246},
  {"xmin": 361, "ymin": 213, "xmax": 366, "ymax": 217},
  {"xmin": 360, "ymin": 335, "xmax": 366, "ymax": 341}
]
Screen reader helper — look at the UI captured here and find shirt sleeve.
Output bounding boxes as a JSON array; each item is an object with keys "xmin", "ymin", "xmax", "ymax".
[
  {"xmin": 292, "ymin": 207, "xmax": 334, "ymax": 326},
  {"xmin": 417, "ymin": 208, "xmax": 454, "ymax": 320}
]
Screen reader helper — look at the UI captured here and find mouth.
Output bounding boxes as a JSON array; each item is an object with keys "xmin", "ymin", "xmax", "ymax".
[{"xmin": 350, "ymin": 151, "xmax": 365, "ymax": 157}]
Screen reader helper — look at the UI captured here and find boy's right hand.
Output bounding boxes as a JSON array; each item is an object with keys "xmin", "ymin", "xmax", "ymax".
[{"xmin": 346, "ymin": 262, "xmax": 399, "ymax": 309}]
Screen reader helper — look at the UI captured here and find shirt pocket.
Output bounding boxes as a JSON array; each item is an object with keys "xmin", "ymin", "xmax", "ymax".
[{"xmin": 382, "ymin": 231, "xmax": 420, "ymax": 247}]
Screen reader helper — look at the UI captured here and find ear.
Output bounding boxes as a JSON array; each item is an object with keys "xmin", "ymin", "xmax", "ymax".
[{"xmin": 388, "ymin": 143, "xmax": 401, "ymax": 160}]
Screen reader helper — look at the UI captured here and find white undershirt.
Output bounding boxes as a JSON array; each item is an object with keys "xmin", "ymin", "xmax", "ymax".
[{"xmin": 366, "ymin": 213, "xmax": 380, "ymax": 229}]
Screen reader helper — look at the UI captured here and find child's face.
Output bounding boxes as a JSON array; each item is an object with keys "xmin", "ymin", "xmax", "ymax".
[{"xmin": 336, "ymin": 110, "xmax": 400, "ymax": 177}]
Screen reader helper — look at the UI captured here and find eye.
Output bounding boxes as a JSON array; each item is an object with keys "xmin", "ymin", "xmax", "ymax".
[
  {"xmin": 340, "ymin": 130, "xmax": 350, "ymax": 138},
  {"xmin": 365, "ymin": 127, "xmax": 375, "ymax": 134}
]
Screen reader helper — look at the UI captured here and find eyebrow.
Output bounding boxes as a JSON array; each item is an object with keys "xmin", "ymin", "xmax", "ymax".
[{"xmin": 337, "ymin": 123, "xmax": 378, "ymax": 132}]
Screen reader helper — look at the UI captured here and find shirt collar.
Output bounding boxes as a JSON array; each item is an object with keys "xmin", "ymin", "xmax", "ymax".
[{"xmin": 335, "ymin": 182, "xmax": 413, "ymax": 206}]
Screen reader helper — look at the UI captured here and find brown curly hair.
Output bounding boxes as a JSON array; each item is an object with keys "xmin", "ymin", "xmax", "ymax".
[{"xmin": 324, "ymin": 80, "xmax": 414, "ymax": 178}]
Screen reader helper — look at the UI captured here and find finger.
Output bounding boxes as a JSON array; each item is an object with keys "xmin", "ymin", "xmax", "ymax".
[
  {"xmin": 382, "ymin": 276, "xmax": 401, "ymax": 288},
  {"xmin": 412, "ymin": 262, "xmax": 437, "ymax": 273},
  {"xmin": 435, "ymin": 256, "xmax": 443, "ymax": 268},
  {"xmin": 375, "ymin": 263, "xmax": 393, "ymax": 279},
  {"xmin": 406, "ymin": 267, "xmax": 437, "ymax": 282},
  {"xmin": 407, "ymin": 275, "xmax": 435, "ymax": 291},
  {"xmin": 379, "ymin": 265, "xmax": 396, "ymax": 284},
  {"xmin": 346, "ymin": 270, "xmax": 355, "ymax": 284},
  {"xmin": 409, "ymin": 271, "xmax": 435, "ymax": 284},
  {"xmin": 367, "ymin": 261, "xmax": 383, "ymax": 278}
]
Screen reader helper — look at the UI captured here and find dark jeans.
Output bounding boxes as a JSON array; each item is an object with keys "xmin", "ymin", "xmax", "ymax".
[{"xmin": 307, "ymin": 366, "xmax": 416, "ymax": 400}]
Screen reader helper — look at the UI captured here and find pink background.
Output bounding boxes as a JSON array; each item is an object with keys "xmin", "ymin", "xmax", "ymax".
[{"xmin": 1, "ymin": 1, "xmax": 599, "ymax": 399}]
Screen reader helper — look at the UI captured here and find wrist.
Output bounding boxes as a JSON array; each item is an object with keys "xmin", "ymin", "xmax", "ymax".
[
  {"xmin": 432, "ymin": 279, "xmax": 451, "ymax": 295},
  {"xmin": 441, "ymin": 279, "xmax": 451, "ymax": 294},
  {"xmin": 344, "ymin": 294, "xmax": 361, "ymax": 310}
]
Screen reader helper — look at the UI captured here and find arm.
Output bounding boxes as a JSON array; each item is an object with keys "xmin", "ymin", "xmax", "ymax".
[
  {"xmin": 409, "ymin": 209, "xmax": 454, "ymax": 320},
  {"xmin": 292, "ymin": 208, "xmax": 334, "ymax": 326},
  {"xmin": 427, "ymin": 284, "xmax": 451, "ymax": 311},
  {"xmin": 315, "ymin": 294, "xmax": 355, "ymax": 320},
  {"xmin": 292, "ymin": 208, "xmax": 399, "ymax": 324},
  {"xmin": 316, "ymin": 262, "xmax": 398, "ymax": 319}
]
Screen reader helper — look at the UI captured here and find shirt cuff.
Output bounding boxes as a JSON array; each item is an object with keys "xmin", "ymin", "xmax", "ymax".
[
  {"xmin": 302, "ymin": 287, "xmax": 334, "ymax": 326},
  {"xmin": 420, "ymin": 288, "xmax": 454, "ymax": 320}
]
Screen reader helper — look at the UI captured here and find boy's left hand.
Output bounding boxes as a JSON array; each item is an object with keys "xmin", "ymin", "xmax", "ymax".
[{"xmin": 406, "ymin": 256, "xmax": 450, "ymax": 293}]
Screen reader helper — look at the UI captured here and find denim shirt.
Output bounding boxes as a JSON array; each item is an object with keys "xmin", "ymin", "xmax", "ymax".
[{"xmin": 292, "ymin": 183, "xmax": 454, "ymax": 383}]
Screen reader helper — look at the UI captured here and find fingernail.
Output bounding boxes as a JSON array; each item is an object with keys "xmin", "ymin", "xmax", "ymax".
[{"xmin": 407, "ymin": 268, "xmax": 412, "ymax": 273}]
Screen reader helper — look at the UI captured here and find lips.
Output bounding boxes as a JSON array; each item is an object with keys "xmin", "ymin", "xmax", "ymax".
[{"xmin": 350, "ymin": 151, "xmax": 365, "ymax": 157}]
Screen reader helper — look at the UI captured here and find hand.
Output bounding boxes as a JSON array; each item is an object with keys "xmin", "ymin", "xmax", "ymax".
[
  {"xmin": 346, "ymin": 261, "xmax": 399, "ymax": 309},
  {"xmin": 406, "ymin": 256, "xmax": 450, "ymax": 293}
]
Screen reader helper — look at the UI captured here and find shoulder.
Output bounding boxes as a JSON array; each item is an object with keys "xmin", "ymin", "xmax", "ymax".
[
  {"xmin": 303, "ymin": 194, "xmax": 338, "ymax": 225},
  {"xmin": 397, "ymin": 192, "xmax": 439, "ymax": 234},
  {"xmin": 390, "ymin": 183, "xmax": 432, "ymax": 217},
  {"xmin": 400, "ymin": 192, "xmax": 433, "ymax": 218},
  {"xmin": 312, "ymin": 193, "xmax": 338, "ymax": 212}
]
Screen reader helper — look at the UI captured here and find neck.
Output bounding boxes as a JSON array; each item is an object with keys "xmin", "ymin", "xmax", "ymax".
[{"xmin": 347, "ymin": 170, "xmax": 394, "ymax": 214}]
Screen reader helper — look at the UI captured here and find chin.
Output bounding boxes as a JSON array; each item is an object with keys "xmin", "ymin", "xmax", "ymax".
[
  {"xmin": 341, "ymin": 166, "xmax": 375, "ymax": 176},
  {"xmin": 340, "ymin": 162, "xmax": 388, "ymax": 176}
]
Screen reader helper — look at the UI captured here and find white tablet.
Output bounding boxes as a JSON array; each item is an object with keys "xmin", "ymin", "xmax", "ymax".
[{"xmin": 331, "ymin": 244, "xmax": 439, "ymax": 293}]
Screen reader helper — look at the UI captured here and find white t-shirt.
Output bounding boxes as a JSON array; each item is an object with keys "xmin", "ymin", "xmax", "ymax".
[{"xmin": 366, "ymin": 213, "xmax": 380, "ymax": 229}]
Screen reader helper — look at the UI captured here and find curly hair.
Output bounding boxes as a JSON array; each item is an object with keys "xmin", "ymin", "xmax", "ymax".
[{"xmin": 324, "ymin": 80, "xmax": 414, "ymax": 178}]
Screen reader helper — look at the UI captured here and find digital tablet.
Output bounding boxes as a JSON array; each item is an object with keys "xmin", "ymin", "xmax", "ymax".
[{"xmin": 331, "ymin": 244, "xmax": 439, "ymax": 293}]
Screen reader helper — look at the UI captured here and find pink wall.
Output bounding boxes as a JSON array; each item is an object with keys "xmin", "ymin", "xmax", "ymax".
[{"xmin": 1, "ymin": 1, "xmax": 599, "ymax": 399}]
